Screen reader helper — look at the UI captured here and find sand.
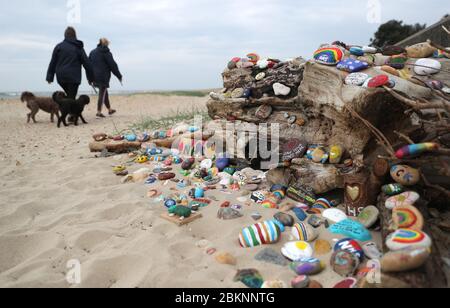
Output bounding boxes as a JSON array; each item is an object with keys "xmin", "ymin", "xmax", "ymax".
[{"xmin": 0, "ymin": 93, "xmax": 378, "ymax": 288}]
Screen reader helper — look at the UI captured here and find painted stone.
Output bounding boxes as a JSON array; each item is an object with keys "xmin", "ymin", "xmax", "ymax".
[
  {"xmin": 345, "ymin": 72, "xmax": 370, "ymax": 86},
  {"xmin": 281, "ymin": 241, "xmax": 314, "ymax": 261},
  {"xmin": 217, "ymin": 208, "xmax": 243, "ymax": 220},
  {"xmin": 181, "ymin": 157, "xmax": 195, "ymax": 170},
  {"xmin": 381, "ymin": 248, "xmax": 430, "ymax": 273},
  {"xmin": 231, "ymin": 88, "xmax": 245, "ymax": 98},
  {"xmin": 292, "ymin": 207, "xmax": 308, "ymax": 221},
  {"xmin": 390, "ymin": 165, "xmax": 420, "ymax": 186},
  {"xmin": 386, "ymin": 229, "xmax": 432, "ymax": 251},
  {"xmin": 382, "ymin": 184, "xmax": 405, "ymax": 196},
  {"xmin": 414, "ymin": 58, "xmax": 441, "ymax": 75},
  {"xmin": 331, "ymin": 250, "xmax": 360, "ymax": 277},
  {"xmin": 358, "ymin": 55, "xmax": 375, "ymax": 65},
  {"xmin": 357, "ymin": 205, "xmax": 380, "ymax": 228},
  {"xmin": 291, "ymin": 222, "xmax": 318, "ymax": 242},
  {"xmin": 334, "ymin": 238, "xmax": 365, "ymax": 261},
  {"xmin": 363, "ymin": 46, "xmax": 378, "ymax": 54},
  {"xmin": 233, "ymin": 269, "xmax": 264, "ymax": 288},
  {"xmin": 307, "ymin": 215, "xmax": 323, "ymax": 228},
  {"xmin": 395, "ymin": 143, "xmax": 439, "ymax": 159},
  {"xmin": 242, "ymin": 88, "xmax": 252, "ymax": 99},
  {"xmin": 281, "ymin": 138, "xmax": 307, "ymax": 162},
  {"xmin": 257, "ymin": 59, "xmax": 269, "ymax": 70},
  {"xmin": 291, "ymin": 275, "xmax": 310, "ymax": 289},
  {"xmin": 216, "ymin": 157, "xmax": 230, "ymax": 171},
  {"xmin": 329, "ymin": 219, "xmax": 372, "ymax": 242},
  {"xmin": 215, "ymin": 252, "xmax": 237, "ymax": 265},
  {"xmin": 274, "ymin": 212, "xmax": 295, "ymax": 227},
  {"xmin": 333, "ymin": 278, "xmax": 358, "ymax": 289},
  {"xmin": 350, "ymin": 47, "xmax": 365, "ymax": 56},
  {"xmin": 255, "ymin": 104, "xmax": 273, "ymax": 120},
  {"xmin": 247, "ymin": 53, "xmax": 260, "ymax": 64},
  {"xmin": 290, "ymin": 258, "xmax": 325, "ymax": 276},
  {"xmin": 392, "ymin": 204, "xmax": 424, "ymax": 231},
  {"xmin": 255, "ymin": 72, "xmax": 266, "ymax": 81},
  {"xmin": 434, "ymin": 49, "xmax": 450, "ymax": 59},
  {"xmin": 406, "ymin": 42, "xmax": 436, "ymax": 59},
  {"xmin": 367, "ymin": 75, "xmax": 389, "ymax": 88},
  {"xmin": 261, "ymin": 280, "xmax": 287, "ymax": 289},
  {"xmin": 426, "ymin": 80, "xmax": 444, "ymax": 90},
  {"xmin": 310, "ymin": 146, "xmax": 329, "ymax": 163},
  {"xmin": 323, "ymin": 208, "xmax": 347, "ymax": 223},
  {"xmin": 255, "ymin": 248, "xmax": 289, "ymax": 266},
  {"xmin": 362, "ymin": 242, "xmax": 383, "ymax": 260},
  {"xmin": 314, "ymin": 239, "xmax": 332, "ymax": 255},
  {"xmin": 239, "ymin": 220, "xmax": 285, "ymax": 248},
  {"xmin": 227, "ymin": 61, "xmax": 237, "ymax": 70},
  {"xmin": 287, "ymin": 185, "xmax": 316, "ymax": 206},
  {"xmin": 385, "ymin": 191, "xmax": 420, "ymax": 210},
  {"xmin": 273, "ymin": 83, "xmax": 291, "ymax": 96},
  {"xmin": 381, "ymin": 65, "xmax": 400, "ymax": 76},
  {"xmin": 329, "ymin": 145, "xmax": 344, "ymax": 164},
  {"xmin": 314, "ymin": 46, "xmax": 344, "ymax": 65},
  {"xmin": 308, "ymin": 280, "xmax": 323, "ymax": 288},
  {"xmin": 382, "ymin": 45, "xmax": 406, "ymax": 56},
  {"xmin": 337, "ymin": 59, "xmax": 369, "ymax": 73}
]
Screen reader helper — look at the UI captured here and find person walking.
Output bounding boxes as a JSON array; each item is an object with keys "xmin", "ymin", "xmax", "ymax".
[
  {"xmin": 89, "ymin": 38, "xmax": 122, "ymax": 118},
  {"xmin": 46, "ymin": 27, "xmax": 94, "ymax": 99}
]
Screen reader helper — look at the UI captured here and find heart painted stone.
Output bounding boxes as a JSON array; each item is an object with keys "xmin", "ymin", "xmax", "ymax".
[{"xmin": 346, "ymin": 185, "xmax": 360, "ymax": 202}]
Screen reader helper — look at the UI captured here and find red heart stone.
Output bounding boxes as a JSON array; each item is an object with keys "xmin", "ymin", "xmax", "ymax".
[
  {"xmin": 368, "ymin": 75, "xmax": 389, "ymax": 88},
  {"xmin": 333, "ymin": 278, "xmax": 358, "ymax": 288}
]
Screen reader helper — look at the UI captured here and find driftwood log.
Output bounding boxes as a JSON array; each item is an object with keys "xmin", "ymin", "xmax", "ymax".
[{"xmin": 89, "ymin": 141, "xmax": 142, "ymax": 153}]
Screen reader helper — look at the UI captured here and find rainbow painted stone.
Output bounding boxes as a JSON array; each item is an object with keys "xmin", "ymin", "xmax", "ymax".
[
  {"xmin": 239, "ymin": 220, "xmax": 285, "ymax": 248},
  {"xmin": 313, "ymin": 46, "xmax": 344, "ymax": 65},
  {"xmin": 291, "ymin": 222, "xmax": 318, "ymax": 242},
  {"xmin": 395, "ymin": 143, "xmax": 439, "ymax": 159},
  {"xmin": 392, "ymin": 204, "xmax": 424, "ymax": 231},
  {"xmin": 385, "ymin": 191, "xmax": 420, "ymax": 210},
  {"xmin": 386, "ymin": 229, "xmax": 432, "ymax": 251}
]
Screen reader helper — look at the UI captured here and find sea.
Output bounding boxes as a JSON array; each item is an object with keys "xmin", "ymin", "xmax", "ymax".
[{"xmin": 0, "ymin": 90, "xmax": 143, "ymax": 100}]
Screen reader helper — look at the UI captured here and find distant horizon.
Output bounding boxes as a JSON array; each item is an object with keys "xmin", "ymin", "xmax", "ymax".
[{"xmin": 0, "ymin": 0, "xmax": 448, "ymax": 92}]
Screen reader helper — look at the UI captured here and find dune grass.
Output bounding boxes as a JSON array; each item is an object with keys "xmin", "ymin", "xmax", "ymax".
[
  {"xmin": 131, "ymin": 90, "xmax": 212, "ymax": 98},
  {"xmin": 129, "ymin": 106, "xmax": 210, "ymax": 132}
]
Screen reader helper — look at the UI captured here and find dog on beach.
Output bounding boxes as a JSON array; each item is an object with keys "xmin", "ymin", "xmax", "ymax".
[
  {"xmin": 20, "ymin": 91, "xmax": 60, "ymax": 123},
  {"xmin": 52, "ymin": 91, "xmax": 90, "ymax": 128}
]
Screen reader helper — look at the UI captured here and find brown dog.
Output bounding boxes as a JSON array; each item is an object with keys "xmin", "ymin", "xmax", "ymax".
[{"xmin": 20, "ymin": 91, "xmax": 60, "ymax": 123}]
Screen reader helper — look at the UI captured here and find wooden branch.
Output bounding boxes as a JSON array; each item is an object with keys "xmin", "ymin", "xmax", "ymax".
[
  {"xmin": 442, "ymin": 25, "xmax": 450, "ymax": 35},
  {"xmin": 383, "ymin": 86, "xmax": 450, "ymax": 112},
  {"xmin": 421, "ymin": 172, "xmax": 450, "ymax": 198},
  {"xmin": 427, "ymin": 39, "xmax": 450, "ymax": 52},
  {"xmin": 394, "ymin": 131, "xmax": 414, "ymax": 145}
]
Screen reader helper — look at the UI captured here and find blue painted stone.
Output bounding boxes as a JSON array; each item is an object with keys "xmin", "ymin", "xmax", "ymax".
[
  {"xmin": 337, "ymin": 59, "xmax": 369, "ymax": 73},
  {"xmin": 164, "ymin": 199, "xmax": 177, "ymax": 208},
  {"xmin": 350, "ymin": 47, "xmax": 365, "ymax": 56},
  {"xmin": 125, "ymin": 134, "xmax": 137, "ymax": 142},
  {"xmin": 334, "ymin": 238, "xmax": 365, "ymax": 261},
  {"xmin": 292, "ymin": 208, "xmax": 308, "ymax": 221},
  {"xmin": 329, "ymin": 219, "xmax": 372, "ymax": 242}
]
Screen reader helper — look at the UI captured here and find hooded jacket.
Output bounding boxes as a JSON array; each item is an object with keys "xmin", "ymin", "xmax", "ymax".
[
  {"xmin": 89, "ymin": 45, "xmax": 122, "ymax": 88},
  {"xmin": 46, "ymin": 38, "xmax": 94, "ymax": 85}
]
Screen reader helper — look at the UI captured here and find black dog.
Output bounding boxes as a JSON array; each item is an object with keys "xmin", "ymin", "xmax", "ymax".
[{"xmin": 52, "ymin": 92, "xmax": 90, "ymax": 128}]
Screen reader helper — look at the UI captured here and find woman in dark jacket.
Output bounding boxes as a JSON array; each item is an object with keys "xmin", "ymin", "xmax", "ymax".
[
  {"xmin": 46, "ymin": 27, "xmax": 94, "ymax": 99},
  {"xmin": 89, "ymin": 38, "xmax": 123, "ymax": 118}
]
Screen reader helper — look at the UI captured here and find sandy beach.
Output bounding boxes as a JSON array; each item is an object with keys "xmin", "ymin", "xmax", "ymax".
[{"xmin": 0, "ymin": 93, "xmax": 380, "ymax": 288}]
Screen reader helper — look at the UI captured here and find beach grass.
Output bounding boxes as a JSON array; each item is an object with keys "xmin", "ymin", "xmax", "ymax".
[
  {"xmin": 129, "ymin": 106, "xmax": 210, "ymax": 132},
  {"xmin": 131, "ymin": 90, "xmax": 213, "ymax": 98}
]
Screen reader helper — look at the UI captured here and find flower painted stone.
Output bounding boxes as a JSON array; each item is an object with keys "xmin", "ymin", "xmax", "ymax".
[
  {"xmin": 281, "ymin": 241, "xmax": 314, "ymax": 261},
  {"xmin": 386, "ymin": 229, "xmax": 432, "ymax": 251},
  {"xmin": 385, "ymin": 191, "xmax": 420, "ymax": 210},
  {"xmin": 314, "ymin": 46, "xmax": 344, "ymax": 65},
  {"xmin": 337, "ymin": 59, "xmax": 369, "ymax": 73},
  {"xmin": 345, "ymin": 73, "xmax": 370, "ymax": 86},
  {"xmin": 329, "ymin": 219, "xmax": 372, "ymax": 242},
  {"xmin": 390, "ymin": 165, "xmax": 420, "ymax": 186}
]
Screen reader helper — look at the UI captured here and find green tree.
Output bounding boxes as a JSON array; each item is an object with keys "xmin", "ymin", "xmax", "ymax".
[{"xmin": 370, "ymin": 20, "xmax": 426, "ymax": 48}]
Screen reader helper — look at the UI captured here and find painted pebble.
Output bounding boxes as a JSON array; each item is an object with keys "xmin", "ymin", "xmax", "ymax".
[
  {"xmin": 386, "ymin": 229, "xmax": 432, "ymax": 251},
  {"xmin": 345, "ymin": 72, "xmax": 370, "ymax": 86},
  {"xmin": 314, "ymin": 46, "xmax": 344, "ymax": 65},
  {"xmin": 274, "ymin": 212, "xmax": 295, "ymax": 227},
  {"xmin": 281, "ymin": 241, "xmax": 314, "ymax": 261},
  {"xmin": 292, "ymin": 207, "xmax": 308, "ymax": 221},
  {"xmin": 329, "ymin": 219, "xmax": 372, "ymax": 242},
  {"xmin": 291, "ymin": 222, "xmax": 319, "ymax": 242},
  {"xmin": 322, "ymin": 208, "xmax": 347, "ymax": 223},
  {"xmin": 334, "ymin": 238, "xmax": 365, "ymax": 261},
  {"xmin": 331, "ymin": 250, "xmax": 360, "ymax": 277},
  {"xmin": 414, "ymin": 58, "xmax": 441, "ymax": 75},
  {"xmin": 290, "ymin": 258, "xmax": 325, "ymax": 276},
  {"xmin": 390, "ymin": 165, "xmax": 420, "ymax": 186},
  {"xmin": 392, "ymin": 204, "xmax": 424, "ymax": 231},
  {"xmin": 357, "ymin": 205, "xmax": 379, "ymax": 228},
  {"xmin": 239, "ymin": 220, "xmax": 285, "ymax": 248},
  {"xmin": 381, "ymin": 248, "xmax": 430, "ymax": 273},
  {"xmin": 314, "ymin": 239, "xmax": 332, "ymax": 255},
  {"xmin": 362, "ymin": 242, "xmax": 383, "ymax": 260},
  {"xmin": 385, "ymin": 191, "xmax": 420, "ymax": 210},
  {"xmin": 333, "ymin": 278, "xmax": 358, "ymax": 288},
  {"xmin": 291, "ymin": 275, "xmax": 310, "ymax": 289},
  {"xmin": 382, "ymin": 183, "xmax": 405, "ymax": 196}
]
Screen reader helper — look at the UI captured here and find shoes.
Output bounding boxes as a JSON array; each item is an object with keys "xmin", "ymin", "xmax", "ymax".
[
  {"xmin": 109, "ymin": 109, "xmax": 117, "ymax": 116},
  {"xmin": 96, "ymin": 113, "xmax": 106, "ymax": 119}
]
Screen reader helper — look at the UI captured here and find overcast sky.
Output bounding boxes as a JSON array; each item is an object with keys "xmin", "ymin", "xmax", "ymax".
[{"xmin": 0, "ymin": 0, "xmax": 448, "ymax": 92}]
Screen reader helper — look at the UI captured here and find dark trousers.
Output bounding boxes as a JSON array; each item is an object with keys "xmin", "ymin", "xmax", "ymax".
[
  {"xmin": 98, "ymin": 87, "xmax": 111, "ymax": 111},
  {"xmin": 58, "ymin": 82, "xmax": 79, "ymax": 99}
]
